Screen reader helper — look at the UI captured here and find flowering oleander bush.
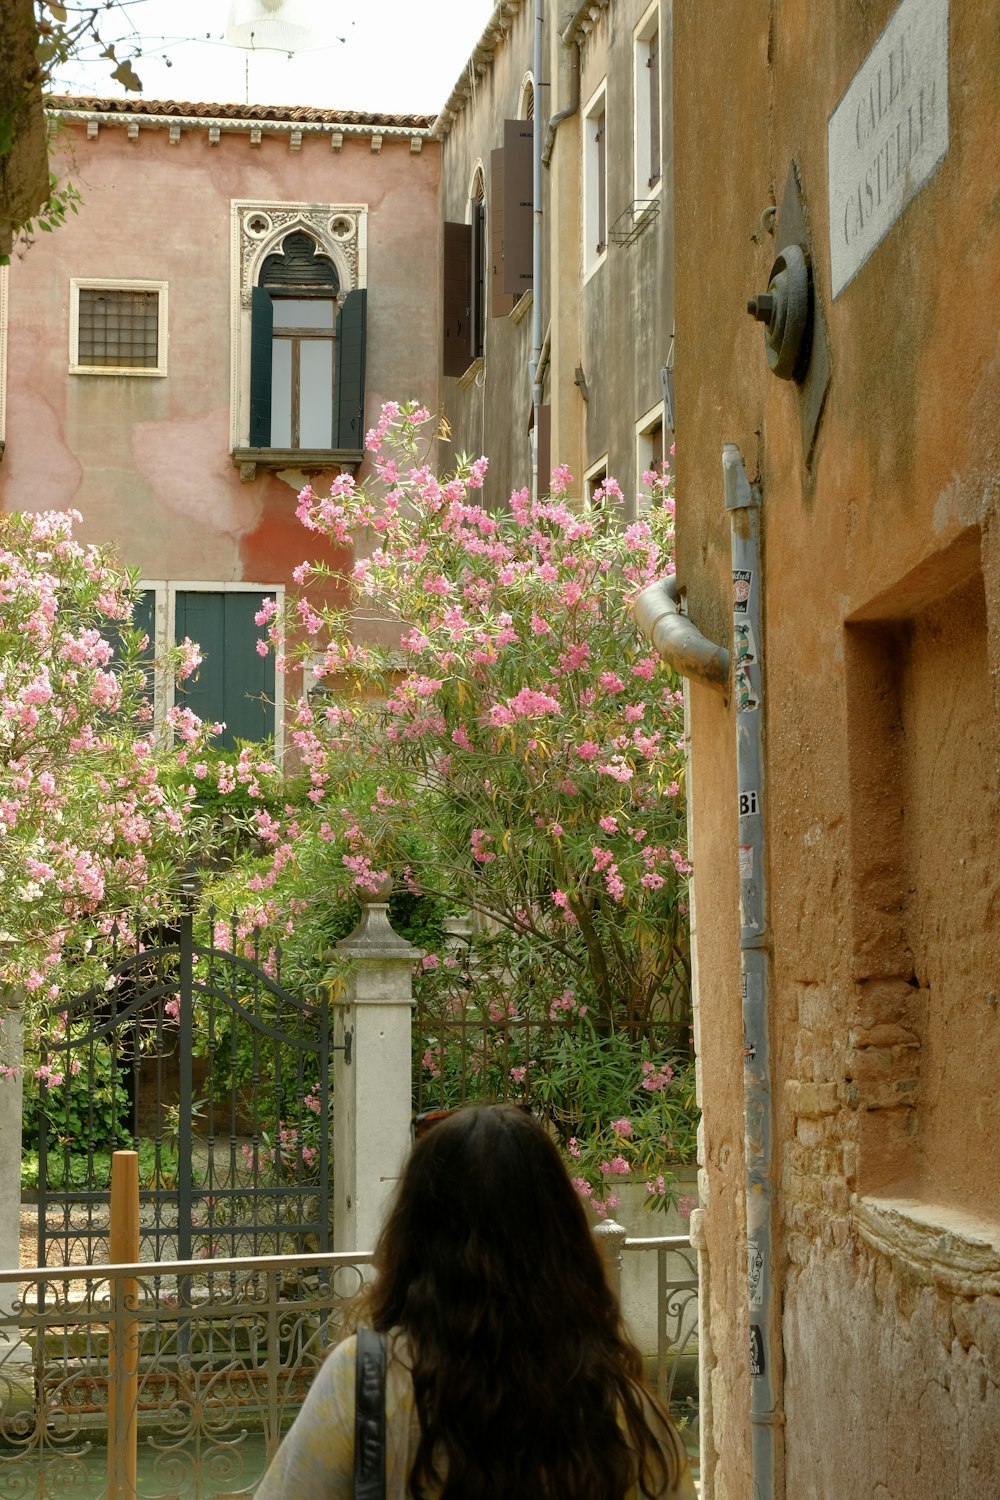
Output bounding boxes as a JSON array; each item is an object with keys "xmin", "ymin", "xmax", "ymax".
[
  {"xmin": 245, "ymin": 400, "xmax": 689, "ymax": 1037},
  {"xmin": 221, "ymin": 399, "xmax": 696, "ymax": 1209},
  {"xmin": 0, "ymin": 509, "xmax": 220, "ymax": 1010},
  {"xmin": 562, "ymin": 1051, "xmax": 698, "ymax": 1216}
]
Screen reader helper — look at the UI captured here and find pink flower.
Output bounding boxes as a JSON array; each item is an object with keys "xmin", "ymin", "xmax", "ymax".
[
  {"xmin": 575, "ymin": 741, "xmax": 600, "ymax": 761},
  {"xmin": 470, "ymin": 828, "xmax": 496, "ymax": 865},
  {"xmin": 549, "ymin": 464, "xmax": 573, "ymax": 496},
  {"xmin": 611, "ymin": 1118, "xmax": 633, "ymax": 1137},
  {"xmin": 641, "ymin": 1060, "xmax": 674, "ymax": 1092}
]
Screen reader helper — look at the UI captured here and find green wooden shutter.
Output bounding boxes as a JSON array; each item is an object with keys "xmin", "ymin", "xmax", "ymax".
[
  {"xmin": 443, "ymin": 222, "xmax": 473, "ymax": 373},
  {"xmin": 335, "ymin": 289, "xmax": 367, "ymax": 450},
  {"xmin": 131, "ymin": 589, "xmax": 157, "ymax": 707},
  {"xmin": 249, "ymin": 287, "xmax": 273, "ymax": 448},
  {"xmin": 104, "ymin": 588, "xmax": 156, "ymax": 716},
  {"xmin": 174, "ymin": 592, "xmax": 275, "ymax": 751}
]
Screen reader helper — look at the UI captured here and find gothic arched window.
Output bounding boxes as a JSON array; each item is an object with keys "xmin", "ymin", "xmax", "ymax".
[{"xmin": 249, "ymin": 229, "xmax": 367, "ymax": 452}]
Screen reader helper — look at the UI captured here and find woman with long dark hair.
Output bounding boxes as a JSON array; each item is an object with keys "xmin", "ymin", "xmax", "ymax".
[{"xmin": 256, "ymin": 1103, "xmax": 695, "ymax": 1499}]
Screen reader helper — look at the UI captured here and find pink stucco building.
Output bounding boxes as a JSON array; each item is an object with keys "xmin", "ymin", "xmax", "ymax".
[{"xmin": 0, "ymin": 97, "xmax": 441, "ymax": 748}]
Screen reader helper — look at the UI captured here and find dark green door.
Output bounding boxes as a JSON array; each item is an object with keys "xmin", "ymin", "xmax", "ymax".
[{"xmin": 174, "ymin": 592, "xmax": 275, "ymax": 750}]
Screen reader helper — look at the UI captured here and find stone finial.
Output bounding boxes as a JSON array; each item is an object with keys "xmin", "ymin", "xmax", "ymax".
[
  {"xmin": 336, "ymin": 877, "xmax": 421, "ymax": 959},
  {"xmin": 593, "ymin": 1216, "xmax": 627, "ymax": 1296}
]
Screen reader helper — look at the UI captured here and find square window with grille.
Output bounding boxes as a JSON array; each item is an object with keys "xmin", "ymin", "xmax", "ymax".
[{"xmin": 70, "ymin": 280, "xmax": 168, "ymax": 375}]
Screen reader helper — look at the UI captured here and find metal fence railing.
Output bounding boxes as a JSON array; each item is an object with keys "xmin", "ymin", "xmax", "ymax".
[
  {"xmin": 622, "ymin": 1234, "xmax": 699, "ymax": 1408},
  {"xmin": 0, "ymin": 1233, "xmax": 697, "ymax": 1497},
  {"xmin": 0, "ymin": 1251, "xmax": 371, "ymax": 1499}
]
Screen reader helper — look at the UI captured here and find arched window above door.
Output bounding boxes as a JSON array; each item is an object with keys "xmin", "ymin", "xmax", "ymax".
[{"xmin": 230, "ymin": 202, "xmax": 368, "ymax": 475}]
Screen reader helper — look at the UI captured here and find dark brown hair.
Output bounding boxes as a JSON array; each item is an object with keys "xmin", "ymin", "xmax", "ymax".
[{"xmin": 361, "ymin": 1103, "xmax": 684, "ymax": 1500}]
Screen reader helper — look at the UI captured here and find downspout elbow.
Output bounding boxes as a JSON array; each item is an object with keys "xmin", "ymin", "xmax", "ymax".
[
  {"xmin": 542, "ymin": 41, "xmax": 580, "ymax": 167},
  {"xmin": 633, "ymin": 575, "xmax": 730, "ymax": 688}
]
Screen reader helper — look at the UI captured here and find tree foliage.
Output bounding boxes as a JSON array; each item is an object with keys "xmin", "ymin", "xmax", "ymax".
[{"xmin": 237, "ymin": 401, "xmax": 690, "ymax": 1035}]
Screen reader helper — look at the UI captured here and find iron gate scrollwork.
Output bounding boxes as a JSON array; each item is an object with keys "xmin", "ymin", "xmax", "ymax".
[{"xmin": 32, "ymin": 907, "xmax": 332, "ymax": 1268}]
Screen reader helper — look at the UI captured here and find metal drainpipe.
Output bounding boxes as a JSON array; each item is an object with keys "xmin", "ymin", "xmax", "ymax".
[
  {"xmin": 723, "ymin": 442, "xmax": 779, "ymax": 1500},
  {"xmin": 541, "ymin": 40, "xmax": 580, "ymax": 169},
  {"xmin": 529, "ymin": 0, "xmax": 544, "ymax": 502},
  {"xmin": 631, "ymin": 573, "xmax": 730, "ymax": 687}
]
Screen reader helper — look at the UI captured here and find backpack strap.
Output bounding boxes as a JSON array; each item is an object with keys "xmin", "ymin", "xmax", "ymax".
[{"xmin": 354, "ymin": 1328, "xmax": 388, "ymax": 1500}]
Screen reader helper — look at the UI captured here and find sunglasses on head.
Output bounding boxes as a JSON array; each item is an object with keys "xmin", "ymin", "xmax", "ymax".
[{"xmin": 411, "ymin": 1103, "xmax": 533, "ymax": 1144}]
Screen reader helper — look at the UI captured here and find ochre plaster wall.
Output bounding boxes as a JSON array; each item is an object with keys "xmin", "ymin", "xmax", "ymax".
[{"xmin": 673, "ymin": 0, "xmax": 1000, "ymax": 1495}]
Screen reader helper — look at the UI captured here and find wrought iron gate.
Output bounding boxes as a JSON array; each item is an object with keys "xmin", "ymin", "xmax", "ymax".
[{"xmin": 31, "ymin": 907, "xmax": 331, "ymax": 1267}]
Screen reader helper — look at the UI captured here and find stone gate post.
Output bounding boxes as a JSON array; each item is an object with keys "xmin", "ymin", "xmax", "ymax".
[
  {"xmin": 0, "ymin": 992, "xmax": 24, "ymax": 1280},
  {"xmin": 332, "ymin": 881, "xmax": 419, "ymax": 1253}
]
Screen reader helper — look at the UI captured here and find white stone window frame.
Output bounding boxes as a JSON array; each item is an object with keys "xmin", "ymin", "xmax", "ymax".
[
  {"xmin": 633, "ymin": 2, "xmax": 663, "ymax": 205},
  {"xmin": 69, "ymin": 278, "xmax": 169, "ymax": 377},
  {"xmin": 583, "ymin": 80, "xmax": 608, "ymax": 283},
  {"xmin": 518, "ymin": 72, "xmax": 535, "ymax": 120},
  {"xmin": 635, "ymin": 401, "xmax": 666, "ymax": 516},
  {"xmin": 229, "ymin": 200, "xmax": 368, "ymax": 453},
  {"xmin": 141, "ymin": 579, "xmax": 286, "ymax": 759},
  {"xmin": 584, "ymin": 452, "xmax": 610, "ymax": 509}
]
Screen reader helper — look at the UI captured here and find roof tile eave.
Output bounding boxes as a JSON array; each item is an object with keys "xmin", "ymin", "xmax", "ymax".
[{"xmin": 45, "ymin": 95, "xmax": 434, "ymax": 129}]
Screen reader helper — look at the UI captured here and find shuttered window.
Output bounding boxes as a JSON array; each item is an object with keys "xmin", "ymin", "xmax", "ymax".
[
  {"xmin": 490, "ymin": 119, "xmax": 533, "ymax": 313},
  {"xmin": 443, "ymin": 221, "xmax": 473, "ymax": 377},
  {"xmin": 174, "ymin": 592, "xmax": 276, "ymax": 751},
  {"xmin": 596, "ymin": 112, "xmax": 607, "ymax": 254},
  {"xmin": 584, "ymin": 88, "xmax": 608, "ymax": 272},
  {"xmin": 335, "ymin": 290, "xmax": 368, "ymax": 450},
  {"xmin": 490, "ymin": 150, "xmax": 516, "ymax": 319},
  {"xmin": 634, "ymin": 10, "xmax": 662, "ymax": 200},
  {"xmin": 102, "ymin": 588, "xmax": 157, "ymax": 722},
  {"xmin": 531, "ymin": 403, "xmax": 551, "ymax": 495},
  {"xmin": 442, "ymin": 173, "xmax": 487, "ymax": 375},
  {"xmin": 247, "ymin": 231, "xmax": 366, "ymax": 452},
  {"xmin": 470, "ymin": 173, "xmax": 486, "ymax": 360},
  {"xmin": 648, "ymin": 29, "xmax": 661, "ymax": 187}
]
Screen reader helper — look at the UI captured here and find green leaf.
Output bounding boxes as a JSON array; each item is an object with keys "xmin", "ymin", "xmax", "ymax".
[
  {"xmin": 47, "ymin": 3, "xmax": 68, "ymax": 20},
  {"xmin": 111, "ymin": 59, "xmax": 143, "ymax": 92}
]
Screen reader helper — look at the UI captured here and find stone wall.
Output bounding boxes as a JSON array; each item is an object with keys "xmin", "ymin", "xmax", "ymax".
[{"xmin": 672, "ymin": 0, "xmax": 1000, "ymax": 1494}]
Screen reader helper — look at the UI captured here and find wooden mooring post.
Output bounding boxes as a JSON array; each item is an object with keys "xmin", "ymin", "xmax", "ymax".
[{"xmin": 107, "ymin": 1150, "xmax": 139, "ymax": 1500}]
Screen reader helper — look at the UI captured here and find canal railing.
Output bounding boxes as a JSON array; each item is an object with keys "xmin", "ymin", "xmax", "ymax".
[{"xmin": 0, "ymin": 1233, "xmax": 697, "ymax": 1497}]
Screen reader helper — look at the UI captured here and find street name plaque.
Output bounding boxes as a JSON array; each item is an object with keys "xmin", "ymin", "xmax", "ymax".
[{"xmin": 828, "ymin": 0, "xmax": 949, "ymax": 299}]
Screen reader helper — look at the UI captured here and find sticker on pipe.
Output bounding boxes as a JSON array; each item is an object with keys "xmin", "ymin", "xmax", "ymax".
[
  {"xmin": 739, "ymin": 789, "xmax": 760, "ymax": 817},
  {"xmin": 734, "ymin": 621, "xmax": 757, "ymax": 665},
  {"xmin": 733, "ymin": 570, "xmax": 753, "ymax": 614},
  {"xmin": 735, "ymin": 665, "xmax": 759, "ymax": 713},
  {"xmin": 750, "ymin": 1324, "xmax": 766, "ymax": 1379},
  {"xmin": 748, "ymin": 1241, "xmax": 764, "ymax": 1309}
]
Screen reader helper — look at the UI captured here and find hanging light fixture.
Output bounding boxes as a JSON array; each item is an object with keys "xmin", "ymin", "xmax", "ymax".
[{"xmin": 225, "ymin": 0, "xmax": 323, "ymax": 53}]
